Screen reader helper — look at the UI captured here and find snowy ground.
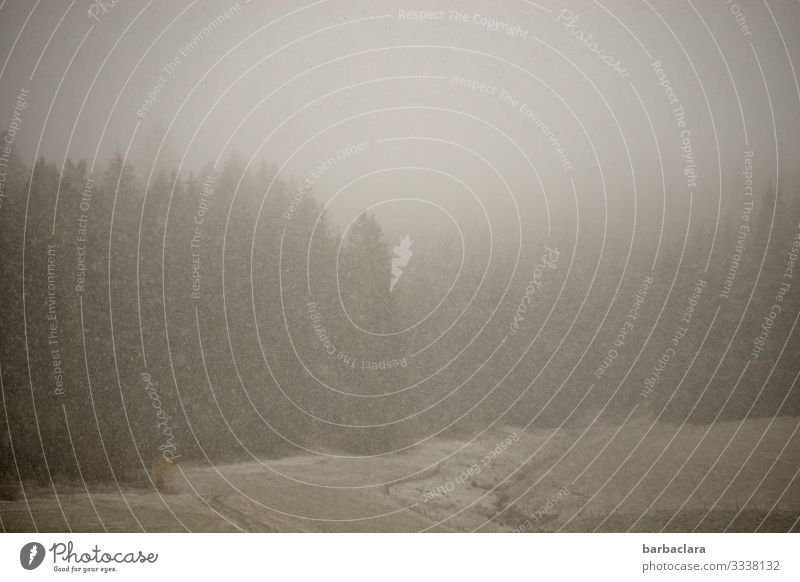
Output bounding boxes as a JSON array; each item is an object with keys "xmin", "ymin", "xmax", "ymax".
[{"xmin": 2, "ymin": 416, "xmax": 799, "ymax": 532}]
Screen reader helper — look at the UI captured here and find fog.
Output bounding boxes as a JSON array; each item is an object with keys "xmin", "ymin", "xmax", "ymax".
[{"xmin": 1, "ymin": 0, "xmax": 799, "ymax": 533}]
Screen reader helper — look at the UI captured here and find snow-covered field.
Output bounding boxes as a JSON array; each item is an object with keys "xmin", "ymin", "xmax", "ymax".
[{"xmin": 3, "ymin": 416, "xmax": 799, "ymax": 532}]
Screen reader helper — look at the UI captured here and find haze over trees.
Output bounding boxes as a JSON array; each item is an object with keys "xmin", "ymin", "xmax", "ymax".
[{"xmin": 1, "ymin": 134, "xmax": 799, "ymax": 496}]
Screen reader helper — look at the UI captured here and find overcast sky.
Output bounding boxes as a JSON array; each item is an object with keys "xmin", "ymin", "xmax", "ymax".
[{"xmin": 1, "ymin": 0, "xmax": 798, "ymax": 236}]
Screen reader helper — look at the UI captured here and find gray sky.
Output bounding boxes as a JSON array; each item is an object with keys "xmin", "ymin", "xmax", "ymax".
[{"xmin": 1, "ymin": 0, "xmax": 798, "ymax": 234}]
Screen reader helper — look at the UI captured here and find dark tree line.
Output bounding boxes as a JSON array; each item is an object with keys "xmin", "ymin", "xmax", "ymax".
[{"xmin": 2, "ymin": 138, "xmax": 800, "ymax": 503}]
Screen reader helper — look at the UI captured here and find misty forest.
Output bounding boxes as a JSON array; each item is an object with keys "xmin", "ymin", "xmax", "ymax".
[{"xmin": 1, "ymin": 0, "xmax": 800, "ymax": 533}]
